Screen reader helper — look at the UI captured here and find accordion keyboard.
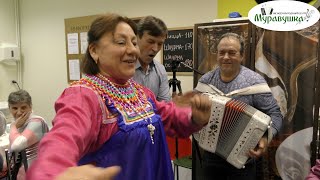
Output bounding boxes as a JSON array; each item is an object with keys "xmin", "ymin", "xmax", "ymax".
[{"xmin": 196, "ymin": 93, "xmax": 271, "ymax": 169}]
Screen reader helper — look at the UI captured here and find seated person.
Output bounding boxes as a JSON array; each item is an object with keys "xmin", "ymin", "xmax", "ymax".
[{"xmin": 8, "ymin": 90, "xmax": 49, "ymax": 180}]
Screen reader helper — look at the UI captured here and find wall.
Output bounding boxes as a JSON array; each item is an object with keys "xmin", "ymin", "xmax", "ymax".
[
  {"xmin": 0, "ymin": 0, "xmax": 18, "ymax": 102},
  {"xmin": 16, "ymin": 0, "xmax": 217, "ymax": 125}
]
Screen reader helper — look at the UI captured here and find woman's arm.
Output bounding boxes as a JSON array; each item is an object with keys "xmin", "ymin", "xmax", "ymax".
[{"xmin": 26, "ymin": 87, "xmax": 103, "ymax": 179}]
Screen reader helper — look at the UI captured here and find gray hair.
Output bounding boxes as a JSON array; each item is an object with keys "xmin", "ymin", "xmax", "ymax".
[
  {"xmin": 8, "ymin": 89, "xmax": 32, "ymax": 106},
  {"xmin": 217, "ymin": 32, "xmax": 245, "ymax": 56}
]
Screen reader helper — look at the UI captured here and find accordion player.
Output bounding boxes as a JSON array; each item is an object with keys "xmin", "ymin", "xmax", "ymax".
[{"xmin": 194, "ymin": 82, "xmax": 272, "ymax": 169}]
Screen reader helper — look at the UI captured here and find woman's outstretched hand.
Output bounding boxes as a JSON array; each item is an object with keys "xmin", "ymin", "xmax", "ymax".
[{"xmin": 55, "ymin": 165, "xmax": 121, "ymax": 180}]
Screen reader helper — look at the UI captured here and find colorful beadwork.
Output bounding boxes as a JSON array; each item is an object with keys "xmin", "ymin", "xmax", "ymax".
[
  {"xmin": 96, "ymin": 73, "xmax": 156, "ymax": 144},
  {"xmin": 71, "ymin": 74, "xmax": 154, "ymax": 124}
]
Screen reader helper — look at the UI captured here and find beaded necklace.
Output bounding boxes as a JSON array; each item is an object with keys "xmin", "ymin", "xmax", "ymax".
[
  {"xmin": 73, "ymin": 75, "xmax": 149, "ymax": 122},
  {"xmin": 96, "ymin": 73, "xmax": 156, "ymax": 144}
]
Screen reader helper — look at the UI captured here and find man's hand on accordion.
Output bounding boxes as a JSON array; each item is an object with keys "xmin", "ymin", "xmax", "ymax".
[
  {"xmin": 249, "ymin": 136, "xmax": 268, "ymax": 159},
  {"xmin": 189, "ymin": 93, "xmax": 212, "ymax": 126}
]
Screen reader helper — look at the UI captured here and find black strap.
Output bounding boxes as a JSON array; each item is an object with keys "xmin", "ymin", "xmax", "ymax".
[{"xmin": 192, "ymin": 135, "xmax": 203, "ymax": 167}]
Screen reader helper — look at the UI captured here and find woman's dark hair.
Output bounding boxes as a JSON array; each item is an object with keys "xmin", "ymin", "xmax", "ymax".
[
  {"xmin": 137, "ymin": 16, "xmax": 168, "ymax": 38},
  {"xmin": 8, "ymin": 89, "xmax": 32, "ymax": 106},
  {"xmin": 81, "ymin": 13, "xmax": 138, "ymax": 75}
]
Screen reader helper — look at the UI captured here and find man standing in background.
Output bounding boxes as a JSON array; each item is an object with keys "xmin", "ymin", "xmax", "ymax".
[
  {"xmin": 134, "ymin": 16, "xmax": 192, "ymax": 162},
  {"xmin": 195, "ymin": 32, "xmax": 282, "ymax": 179},
  {"xmin": 133, "ymin": 16, "xmax": 171, "ymax": 102}
]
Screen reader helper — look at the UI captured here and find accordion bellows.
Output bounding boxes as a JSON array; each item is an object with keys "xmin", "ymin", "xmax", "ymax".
[{"xmin": 195, "ymin": 93, "xmax": 271, "ymax": 169}]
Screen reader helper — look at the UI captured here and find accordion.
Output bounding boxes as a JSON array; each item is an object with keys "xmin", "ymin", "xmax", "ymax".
[{"xmin": 195, "ymin": 93, "xmax": 271, "ymax": 169}]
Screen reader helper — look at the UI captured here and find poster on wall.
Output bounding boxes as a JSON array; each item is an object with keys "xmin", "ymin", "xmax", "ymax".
[
  {"xmin": 67, "ymin": 33, "xmax": 79, "ymax": 54},
  {"xmin": 68, "ymin": 59, "xmax": 80, "ymax": 81}
]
